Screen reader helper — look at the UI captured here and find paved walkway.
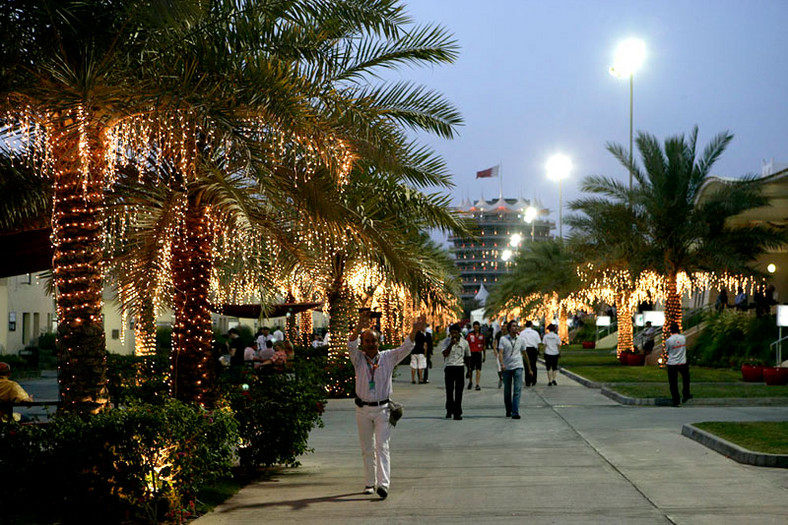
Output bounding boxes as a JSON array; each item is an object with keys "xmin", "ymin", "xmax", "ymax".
[{"xmin": 194, "ymin": 364, "xmax": 788, "ymax": 525}]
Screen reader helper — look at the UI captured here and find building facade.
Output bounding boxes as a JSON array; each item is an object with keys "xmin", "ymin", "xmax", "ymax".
[{"xmin": 450, "ymin": 196, "xmax": 554, "ymax": 303}]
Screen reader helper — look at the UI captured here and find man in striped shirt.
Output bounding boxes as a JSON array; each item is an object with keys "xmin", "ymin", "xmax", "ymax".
[{"xmin": 348, "ymin": 311, "xmax": 425, "ymax": 499}]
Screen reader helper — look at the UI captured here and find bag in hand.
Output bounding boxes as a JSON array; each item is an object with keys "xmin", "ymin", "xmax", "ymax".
[{"xmin": 388, "ymin": 400, "xmax": 404, "ymax": 426}]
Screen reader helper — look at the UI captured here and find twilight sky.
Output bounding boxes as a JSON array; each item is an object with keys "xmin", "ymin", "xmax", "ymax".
[{"xmin": 397, "ymin": 0, "xmax": 788, "ymax": 241}]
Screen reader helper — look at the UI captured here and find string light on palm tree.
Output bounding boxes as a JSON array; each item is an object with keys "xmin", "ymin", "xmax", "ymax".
[
  {"xmin": 609, "ymin": 38, "xmax": 646, "ymax": 193},
  {"xmin": 546, "ymin": 154, "xmax": 573, "ymax": 239}
]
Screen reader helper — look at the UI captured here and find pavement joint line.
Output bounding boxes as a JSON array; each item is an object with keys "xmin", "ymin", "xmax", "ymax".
[{"xmin": 540, "ymin": 375, "xmax": 677, "ymax": 524}]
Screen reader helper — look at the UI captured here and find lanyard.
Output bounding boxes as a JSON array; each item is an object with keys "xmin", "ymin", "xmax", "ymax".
[{"xmin": 365, "ymin": 353, "xmax": 379, "ymax": 382}]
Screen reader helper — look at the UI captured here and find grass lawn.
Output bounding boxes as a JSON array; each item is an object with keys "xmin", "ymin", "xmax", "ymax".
[
  {"xmin": 613, "ymin": 383, "xmax": 788, "ymax": 399},
  {"xmin": 693, "ymin": 421, "xmax": 788, "ymax": 454},
  {"xmin": 559, "ymin": 346, "xmax": 788, "ymax": 399}
]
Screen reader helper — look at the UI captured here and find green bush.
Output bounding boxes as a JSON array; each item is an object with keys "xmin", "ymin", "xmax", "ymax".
[
  {"xmin": 221, "ymin": 362, "xmax": 326, "ymax": 469},
  {"xmin": 37, "ymin": 331, "xmax": 56, "ymax": 349},
  {"xmin": 0, "ymin": 400, "xmax": 238, "ymax": 524},
  {"xmin": 691, "ymin": 310, "xmax": 777, "ymax": 367},
  {"xmin": 571, "ymin": 317, "xmax": 597, "ymax": 343},
  {"xmin": 107, "ymin": 354, "xmax": 170, "ymax": 406}
]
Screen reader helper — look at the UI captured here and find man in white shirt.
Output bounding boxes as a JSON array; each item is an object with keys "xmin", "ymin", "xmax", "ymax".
[
  {"xmin": 497, "ymin": 320, "xmax": 533, "ymax": 419},
  {"xmin": 272, "ymin": 326, "xmax": 285, "ymax": 341},
  {"xmin": 441, "ymin": 323, "xmax": 471, "ymax": 420},
  {"xmin": 665, "ymin": 322, "xmax": 692, "ymax": 406},
  {"xmin": 256, "ymin": 326, "xmax": 275, "ymax": 351},
  {"xmin": 518, "ymin": 320, "xmax": 542, "ymax": 386},
  {"xmin": 348, "ymin": 311, "xmax": 425, "ymax": 500},
  {"xmin": 542, "ymin": 324, "xmax": 562, "ymax": 386}
]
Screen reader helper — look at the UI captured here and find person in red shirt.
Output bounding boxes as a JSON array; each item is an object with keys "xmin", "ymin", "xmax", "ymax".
[{"xmin": 466, "ymin": 321, "xmax": 485, "ymax": 390}]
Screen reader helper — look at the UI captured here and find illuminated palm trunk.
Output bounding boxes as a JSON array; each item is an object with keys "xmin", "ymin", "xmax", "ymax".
[
  {"xmin": 52, "ymin": 119, "xmax": 109, "ymax": 414},
  {"xmin": 326, "ymin": 268, "xmax": 354, "ymax": 360},
  {"xmin": 615, "ymin": 293, "xmax": 633, "ymax": 357},
  {"xmin": 170, "ymin": 195, "xmax": 216, "ymax": 406},
  {"xmin": 661, "ymin": 273, "xmax": 682, "ymax": 366},
  {"xmin": 300, "ymin": 308, "xmax": 313, "ymax": 346},
  {"xmin": 285, "ymin": 290, "xmax": 298, "ymax": 342},
  {"xmin": 134, "ymin": 296, "xmax": 157, "ymax": 356},
  {"xmin": 558, "ymin": 305, "xmax": 569, "ymax": 344}
]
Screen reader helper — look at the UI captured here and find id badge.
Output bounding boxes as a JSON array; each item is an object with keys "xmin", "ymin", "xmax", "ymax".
[{"xmin": 369, "ymin": 380, "xmax": 376, "ymax": 391}]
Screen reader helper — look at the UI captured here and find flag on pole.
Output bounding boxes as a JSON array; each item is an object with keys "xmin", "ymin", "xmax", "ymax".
[{"xmin": 476, "ymin": 164, "xmax": 500, "ymax": 178}]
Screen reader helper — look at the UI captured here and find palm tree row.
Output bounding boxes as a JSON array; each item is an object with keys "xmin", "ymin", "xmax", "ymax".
[
  {"xmin": 487, "ymin": 127, "xmax": 785, "ymax": 358},
  {"xmin": 1, "ymin": 0, "xmax": 466, "ymax": 410}
]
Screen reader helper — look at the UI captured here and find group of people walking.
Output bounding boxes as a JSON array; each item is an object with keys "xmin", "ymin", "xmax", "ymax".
[{"xmin": 345, "ymin": 313, "xmax": 564, "ymax": 499}]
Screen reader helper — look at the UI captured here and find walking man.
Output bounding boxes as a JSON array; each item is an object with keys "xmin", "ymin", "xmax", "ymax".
[
  {"xmin": 466, "ymin": 321, "xmax": 485, "ymax": 390},
  {"xmin": 542, "ymin": 324, "xmax": 562, "ymax": 386},
  {"xmin": 348, "ymin": 311, "xmax": 425, "ymax": 499},
  {"xmin": 441, "ymin": 323, "xmax": 470, "ymax": 420},
  {"xmin": 665, "ymin": 322, "xmax": 692, "ymax": 406},
  {"xmin": 496, "ymin": 320, "xmax": 533, "ymax": 419},
  {"xmin": 641, "ymin": 321, "xmax": 658, "ymax": 355},
  {"xmin": 518, "ymin": 320, "xmax": 541, "ymax": 386}
]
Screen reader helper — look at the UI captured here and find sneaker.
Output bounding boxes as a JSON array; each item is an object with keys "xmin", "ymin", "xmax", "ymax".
[
  {"xmin": 467, "ymin": 382, "xmax": 473, "ymax": 390},
  {"xmin": 475, "ymin": 385, "xmax": 481, "ymax": 391},
  {"xmin": 454, "ymin": 415, "xmax": 463, "ymax": 420},
  {"xmin": 412, "ymin": 380, "xmax": 416, "ymax": 384},
  {"xmin": 498, "ymin": 379, "xmax": 503, "ymax": 389},
  {"xmin": 512, "ymin": 414, "xmax": 521, "ymax": 419},
  {"xmin": 445, "ymin": 412, "xmax": 452, "ymax": 419},
  {"xmin": 377, "ymin": 486, "xmax": 388, "ymax": 499},
  {"xmin": 505, "ymin": 412, "xmax": 511, "ymax": 418},
  {"xmin": 682, "ymin": 395, "xmax": 693, "ymax": 403},
  {"xmin": 363, "ymin": 486, "xmax": 375, "ymax": 495},
  {"xmin": 552, "ymin": 380, "xmax": 557, "ymax": 386}
]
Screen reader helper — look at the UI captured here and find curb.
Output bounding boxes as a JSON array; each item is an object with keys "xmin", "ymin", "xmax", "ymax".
[
  {"xmin": 682, "ymin": 423, "xmax": 788, "ymax": 468},
  {"xmin": 560, "ymin": 368, "xmax": 788, "ymax": 407}
]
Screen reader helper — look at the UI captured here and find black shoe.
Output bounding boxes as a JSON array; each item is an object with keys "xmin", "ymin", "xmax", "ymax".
[
  {"xmin": 377, "ymin": 486, "xmax": 388, "ymax": 499},
  {"xmin": 412, "ymin": 380, "xmax": 416, "ymax": 384},
  {"xmin": 672, "ymin": 402, "xmax": 681, "ymax": 407},
  {"xmin": 445, "ymin": 412, "xmax": 452, "ymax": 419},
  {"xmin": 467, "ymin": 382, "xmax": 473, "ymax": 390},
  {"xmin": 505, "ymin": 412, "xmax": 511, "ymax": 418},
  {"xmin": 475, "ymin": 385, "xmax": 481, "ymax": 391},
  {"xmin": 453, "ymin": 415, "xmax": 463, "ymax": 420},
  {"xmin": 682, "ymin": 395, "xmax": 693, "ymax": 403},
  {"xmin": 552, "ymin": 380, "xmax": 557, "ymax": 386},
  {"xmin": 512, "ymin": 414, "xmax": 521, "ymax": 419}
]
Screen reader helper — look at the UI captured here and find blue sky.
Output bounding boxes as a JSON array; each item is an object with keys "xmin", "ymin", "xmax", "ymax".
[{"xmin": 397, "ymin": 0, "xmax": 788, "ymax": 240}]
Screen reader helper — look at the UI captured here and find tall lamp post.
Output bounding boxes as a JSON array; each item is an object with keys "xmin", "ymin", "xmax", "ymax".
[
  {"xmin": 546, "ymin": 154, "xmax": 572, "ymax": 239},
  {"xmin": 524, "ymin": 205, "xmax": 538, "ymax": 242},
  {"xmin": 609, "ymin": 38, "xmax": 646, "ymax": 193}
]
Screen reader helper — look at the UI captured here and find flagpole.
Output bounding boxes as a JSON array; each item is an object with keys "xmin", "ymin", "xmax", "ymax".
[{"xmin": 498, "ymin": 161, "xmax": 503, "ymax": 199}]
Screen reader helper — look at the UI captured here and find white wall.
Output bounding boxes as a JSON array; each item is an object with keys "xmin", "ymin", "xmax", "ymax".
[{"xmin": 0, "ymin": 273, "xmax": 56, "ymax": 356}]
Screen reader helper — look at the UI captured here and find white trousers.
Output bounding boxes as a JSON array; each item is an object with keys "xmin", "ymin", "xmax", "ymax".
[{"xmin": 355, "ymin": 405, "xmax": 391, "ymax": 489}]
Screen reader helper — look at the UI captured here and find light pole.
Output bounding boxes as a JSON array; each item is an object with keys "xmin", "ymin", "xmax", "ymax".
[
  {"xmin": 609, "ymin": 38, "xmax": 646, "ymax": 193},
  {"xmin": 546, "ymin": 154, "xmax": 572, "ymax": 239},
  {"xmin": 524, "ymin": 205, "xmax": 538, "ymax": 242}
]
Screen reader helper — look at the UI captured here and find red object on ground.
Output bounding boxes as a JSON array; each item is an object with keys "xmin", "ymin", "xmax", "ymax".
[
  {"xmin": 582, "ymin": 341, "xmax": 595, "ymax": 349},
  {"xmin": 740, "ymin": 364, "xmax": 765, "ymax": 383},
  {"xmin": 627, "ymin": 353, "xmax": 645, "ymax": 366},
  {"xmin": 763, "ymin": 367, "xmax": 788, "ymax": 386}
]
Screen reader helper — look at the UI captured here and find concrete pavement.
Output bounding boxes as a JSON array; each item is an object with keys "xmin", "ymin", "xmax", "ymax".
[{"xmin": 194, "ymin": 364, "xmax": 788, "ymax": 525}]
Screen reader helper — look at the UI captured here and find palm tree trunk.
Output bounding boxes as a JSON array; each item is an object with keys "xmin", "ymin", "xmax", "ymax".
[
  {"xmin": 615, "ymin": 293, "xmax": 633, "ymax": 357},
  {"xmin": 661, "ymin": 273, "xmax": 682, "ymax": 366},
  {"xmin": 170, "ymin": 195, "xmax": 216, "ymax": 406},
  {"xmin": 285, "ymin": 290, "xmax": 298, "ymax": 342},
  {"xmin": 327, "ymin": 273, "xmax": 354, "ymax": 361},
  {"xmin": 134, "ymin": 295, "xmax": 157, "ymax": 357},
  {"xmin": 558, "ymin": 305, "xmax": 569, "ymax": 344},
  {"xmin": 52, "ymin": 118, "xmax": 109, "ymax": 414},
  {"xmin": 299, "ymin": 309, "xmax": 313, "ymax": 347}
]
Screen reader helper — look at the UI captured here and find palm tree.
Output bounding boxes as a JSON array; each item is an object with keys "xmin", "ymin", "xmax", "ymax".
[
  {"xmin": 485, "ymin": 239, "xmax": 582, "ymax": 342},
  {"xmin": 590, "ymin": 127, "xmax": 786, "ymax": 348}
]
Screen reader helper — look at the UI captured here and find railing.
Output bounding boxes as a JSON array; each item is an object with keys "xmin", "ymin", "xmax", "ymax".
[{"xmin": 769, "ymin": 334, "xmax": 788, "ymax": 366}]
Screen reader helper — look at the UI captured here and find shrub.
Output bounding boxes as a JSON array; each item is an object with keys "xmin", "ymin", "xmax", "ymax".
[
  {"xmin": 220, "ymin": 362, "xmax": 326, "ymax": 469},
  {"xmin": 691, "ymin": 310, "xmax": 777, "ymax": 367},
  {"xmin": 571, "ymin": 317, "xmax": 597, "ymax": 343},
  {"xmin": 107, "ymin": 354, "xmax": 170, "ymax": 406},
  {"xmin": 0, "ymin": 400, "xmax": 238, "ymax": 524}
]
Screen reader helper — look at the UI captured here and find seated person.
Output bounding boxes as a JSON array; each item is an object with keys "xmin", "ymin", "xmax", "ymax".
[
  {"xmin": 271, "ymin": 341, "xmax": 290, "ymax": 367},
  {"xmin": 0, "ymin": 362, "xmax": 33, "ymax": 423},
  {"xmin": 259, "ymin": 339, "xmax": 275, "ymax": 361}
]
